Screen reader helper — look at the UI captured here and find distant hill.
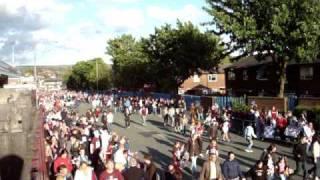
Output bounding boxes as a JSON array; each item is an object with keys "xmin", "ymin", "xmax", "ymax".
[{"xmin": 17, "ymin": 65, "xmax": 72, "ymax": 80}]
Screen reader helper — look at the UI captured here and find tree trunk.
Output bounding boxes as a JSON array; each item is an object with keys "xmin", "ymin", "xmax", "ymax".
[{"xmin": 278, "ymin": 60, "xmax": 288, "ymax": 98}]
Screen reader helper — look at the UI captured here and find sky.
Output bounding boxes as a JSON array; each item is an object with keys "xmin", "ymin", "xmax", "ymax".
[{"xmin": 0, "ymin": 0, "xmax": 213, "ymax": 66}]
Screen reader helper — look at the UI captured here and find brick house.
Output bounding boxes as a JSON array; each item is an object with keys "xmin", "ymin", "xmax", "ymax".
[
  {"xmin": 179, "ymin": 67, "xmax": 226, "ymax": 95},
  {"xmin": 224, "ymin": 56, "xmax": 320, "ymax": 97}
]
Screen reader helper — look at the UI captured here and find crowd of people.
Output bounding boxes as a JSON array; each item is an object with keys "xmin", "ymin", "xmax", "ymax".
[{"xmin": 39, "ymin": 90, "xmax": 320, "ymax": 180}]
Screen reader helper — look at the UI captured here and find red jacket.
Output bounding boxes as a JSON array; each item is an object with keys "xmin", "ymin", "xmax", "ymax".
[
  {"xmin": 53, "ymin": 157, "xmax": 73, "ymax": 173},
  {"xmin": 277, "ymin": 117, "xmax": 287, "ymax": 129},
  {"xmin": 99, "ymin": 170, "xmax": 124, "ymax": 180}
]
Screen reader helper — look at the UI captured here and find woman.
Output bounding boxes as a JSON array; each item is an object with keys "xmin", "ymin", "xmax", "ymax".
[
  {"xmin": 222, "ymin": 119, "xmax": 230, "ymax": 142},
  {"xmin": 186, "ymin": 134, "xmax": 202, "ymax": 176},
  {"xmin": 206, "ymin": 139, "xmax": 219, "ymax": 157},
  {"xmin": 246, "ymin": 160, "xmax": 267, "ymax": 180},
  {"xmin": 275, "ymin": 156, "xmax": 293, "ymax": 180}
]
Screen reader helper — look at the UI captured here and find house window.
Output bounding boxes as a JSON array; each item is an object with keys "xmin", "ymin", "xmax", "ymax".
[
  {"xmin": 228, "ymin": 70, "xmax": 235, "ymax": 80},
  {"xmin": 208, "ymin": 74, "xmax": 218, "ymax": 82},
  {"xmin": 243, "ymin": 70, "xmax": 248, "ymax": 80},
  {"xmin": 300, "ymin": 66, "xmax": 313, "ymax": 80},
  {"xmin": 193, "ymin": 74, "xmax": 200, "ymax": 82},
  {"xmin": 256, "ymin": 67, "xmax": 268, "ymax": 80}
]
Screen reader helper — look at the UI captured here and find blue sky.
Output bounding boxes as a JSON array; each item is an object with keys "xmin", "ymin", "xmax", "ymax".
[{"xmin": 0, "ymin": 0, "xmax": 213, "ymax": 65}]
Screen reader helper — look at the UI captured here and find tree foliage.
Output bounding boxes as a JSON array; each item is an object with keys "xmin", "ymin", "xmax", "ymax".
[
  {"xmin": 107, "ymin": 34, "xmax": 151, "ymax": 90},
  {"xmin": 204, "ymin": 0, "xmax": 320, "ymax": 97},
  {"xmin": 142, "ymin": 21, "xmax": 223, "ymax": 92},
  {"xmin": 64, "ymin": 58, "xmax": 111, "ymax": 90}
]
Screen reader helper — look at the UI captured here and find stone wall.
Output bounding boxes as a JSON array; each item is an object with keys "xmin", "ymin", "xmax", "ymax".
[{"xmin": 0, "ymin": 89, "xmax": 37, "ymax": 180}]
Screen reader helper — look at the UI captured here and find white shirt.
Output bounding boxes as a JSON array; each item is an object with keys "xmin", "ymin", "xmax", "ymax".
[
  {"xmin": 107, "ymin": 113, "xmax": 114, "ymax": 123},
  {"xmin": 245, "ymin": 126, "xmax": 257, "ymax": 138},
  {"xmin": 210, "ymin": 161, "xmax": 217, "ymax": 179},
  {"xmin": 114, "ymin": 149, "xmax": 127, "ymax": 165},
  {"xmin": 74, "ymin": 168, "xmax": 94, "ymax": 180}
]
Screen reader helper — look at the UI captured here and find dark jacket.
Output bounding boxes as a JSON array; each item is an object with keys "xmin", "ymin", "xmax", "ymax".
[
  {"xmin": 200, "ymin": 160, "xmax": 223, "ymax": 180},
  {"xmin": 246, "ymin": 166, "xmax": 267, "ymax": 180},
  {"xmin": 294, "ymin": 143, "xmax": 308, "ymax": 161},
  {"xmin": 187, "ymin": 137, "xmax": 202, "ymax": 156},
  {"xmin": 222, "ymin": 160, "xmax": 243, "ymax": 179},
  {"xmin": 122, "ymin": 167, "xmax": 145, "ymax": 180},
  {"xmin": 145, "ymin": 163, "xmax": 158, "ymax": 180}
]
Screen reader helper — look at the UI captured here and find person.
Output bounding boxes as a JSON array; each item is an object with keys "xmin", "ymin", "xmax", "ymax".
[
  {"xmin": 275, "ymin": 156, "xmax": 293, "ymax": 180},
  {"xmin": 186, "ymin": 134, "xmax": 202, "ymax": 176},
  {"xmin": 260, "ymin": 144, "xmax": 277, "ymax": 164},
  {"xmin": 244, "ymin": 123, "xmax": 257, "ymax": 152},
  {"xmin": 106, "ymin": 109, "xmax": 114, "ymax": 132},
  {"xmin": 206, "ymin": 139, "xmax": 219, "ymax": 157},
  {"xmin": 144, "ymin": 154, "xmax": 159, "ymax": 180},
  {"xmin": 122, "ymin": 158, "xmax": 145, "ymax": 180},
  {"xmin": 140, "ymin": 105, "xmax": 148, "ymax": 125},
  {"xmin": 200, "ymin": 152, "xmax": 223, "ymax": 180},
  {"xmin": 293, "ymin": 136, "xmax": 308, "ymax": 178},
  {"xmin": 53, "ymin": 150, "xmax": 73, "ymax": 174},
  {"xmin": 99, "ymin": 159, "xmax": 124, "ymax": 180},
  {"xmin": 222, "ymin": 119, "xmax": 231, "ymax": 142},
  {"xmin": 246, "ymin": 160, "xmax": 267, "ymax": 180},
  {"xmin": 222, "ymin": 152, "xmax": 245, "ymax": 180},
  {"xmin": 74, "ymin": 161, "xmax": 97, "ymax": 180},
  {"xmin": 55, "ymin": 165, "xmax": 73, "ymax": 180},
  {"xmin": 124, "ymin": 107, "xmax": 131, "ymax": 128},
  {"xmin": 308, "ymin": 135, "xmax": 320, "ymax": 180},
  {"xmin": 164, "ymin": 164, "xmax": 183, "ymax": 180}
]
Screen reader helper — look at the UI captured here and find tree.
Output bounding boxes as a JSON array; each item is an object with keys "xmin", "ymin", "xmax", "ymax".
[
  {"xmin": 204, "ymin": 0, "xmax": 320, "ymax": 97},
  {"xmin": 64, "ymin": 58, "xmax": 111, "ymax": 90},
  {"xmin": 142, "ymin": 21, "xmax": 223, "ymax": 92},
  {"xmin": 107, "ymin": 34, "xmax": 151, "ymax": 90}
]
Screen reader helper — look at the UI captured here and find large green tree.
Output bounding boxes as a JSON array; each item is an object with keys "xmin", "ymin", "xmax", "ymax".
[
  {"xmin": 64, "ymin": 58, "xmax": 111, "ymax": 90},
  {"xmin": 107, "ymin": 34, "xmax": 151, "ymax": 90},
  {"xmin": 142, "ymin": 21, "xmax": 223, "ymax": 92},
  {"xmin": 204, "ymin": 0, "xmax": 320, "ymax": 97}
]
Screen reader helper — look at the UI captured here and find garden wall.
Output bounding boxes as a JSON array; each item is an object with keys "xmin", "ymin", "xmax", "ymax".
[{"xmin": 247, "ymin": 96, "xmax": 287, "ymax": 112}]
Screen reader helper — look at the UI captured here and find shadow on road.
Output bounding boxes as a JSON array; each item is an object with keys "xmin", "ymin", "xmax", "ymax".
[{"xmin": 0, "ymin": 154, "xmax": 24, "ymax": 180}]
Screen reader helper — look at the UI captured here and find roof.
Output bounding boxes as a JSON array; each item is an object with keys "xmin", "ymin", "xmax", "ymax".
[
  {"xmin": 224, "ymin": 55, "xmax": 320, "ymax": 70},
  {"xmin": 0, "ymin": 60, "xmax": 21, "ymax": 78}
]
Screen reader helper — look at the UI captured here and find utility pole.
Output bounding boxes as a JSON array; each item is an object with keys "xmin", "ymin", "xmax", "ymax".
[{"xmin": 96, "ymin": 59, "xmax": 99, "ymax": 91}]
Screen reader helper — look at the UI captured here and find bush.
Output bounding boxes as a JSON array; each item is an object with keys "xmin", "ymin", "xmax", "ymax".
[{"xmin": 232, "ymin": 101, "xmax": 250, "ymax": 112}]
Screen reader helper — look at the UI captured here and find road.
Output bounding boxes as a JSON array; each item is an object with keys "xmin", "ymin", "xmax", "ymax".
[{"xmin": 77, "ymin": 104, "xmax": 306, "ymax": 179}]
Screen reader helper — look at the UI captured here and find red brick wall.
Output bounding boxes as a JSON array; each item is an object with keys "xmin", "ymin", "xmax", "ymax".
[
  {"xmin": 298, "ymin": 97, "xmax": 320, "ymax": 107},
  {"xmin": 180, "ymin": 73, "xmax": 226, "ymax": 93}
]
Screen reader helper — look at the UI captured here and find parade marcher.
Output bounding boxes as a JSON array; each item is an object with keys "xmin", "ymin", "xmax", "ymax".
[
  {"xmin": 140, "ymin": 105, "xmax": 149, "ymax": 126},
  {"xmin": 74, "ymin": 161, "xmax": 97, "ymax": 180},
  {"xmin": 186, "ymin": 134, "xmax": 202, "ymax": 176},
  {"xmin": 222, "ymin": 152, "xmax": 245, "ymax": 180},
  {"xmin": 293, "ymin": 136, "xmax": 308, "ymax": 178},
  {"xmin": 122, "ymin": 158, "xmax": 145, "ymax": 180},
  {"xmin": 244, "ymin": 123, "xmax": 257, "ymax": 152},
  {"xmin": 246, "ymin": 160, "xmax": 267, "ymax": 180},
  {"xmin": 124, "ymin": 107, "xmax": 131, "ymax": 128},
  {"xmin": 200, "ymin": 152, "xmax": 223, "ymax": 180},
  {"xmin": 99, "ymin": 159, "xmax": 124, "ymax": 180}
]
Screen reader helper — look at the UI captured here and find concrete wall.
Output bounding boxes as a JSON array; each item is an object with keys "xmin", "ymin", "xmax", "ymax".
[{"xmin": 0, "ymin": 89, "xmax": 37, "ymax": 180}]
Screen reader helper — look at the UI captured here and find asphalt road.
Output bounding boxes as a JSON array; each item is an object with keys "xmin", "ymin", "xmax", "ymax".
[{"xmin": 77, "ymin": 104, "xmax": 308, "ymax": 180}]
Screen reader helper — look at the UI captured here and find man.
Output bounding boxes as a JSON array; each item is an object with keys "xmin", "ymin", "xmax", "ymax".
[
  {"xmin": 144, "ymin": 154, "xmax": 159, "ymax": 180},
  {"xmin": 200, "ymin": 152, "xmax": 223, "ymax": 180},
  {"xmin": 293, "ymin": 136, "xmax": 308, "ymax": 178},
  {"xmin": 99, "ymin": 159, "xmax": 124, "ymax": 180},
  {"xmin": 222, "ymin": 152, "xmax": 245, "ymax": 180},
  {"xmin": 122, "ymin": 158, "xmax": 145, "ymax": 180},
  {"xmin": 244, "ymin": 123, "xmax": 257, "ymax": 152},
  {"xmin": 124, "ymin": 107, "xmax": 131, "ymax": 128},
  {"xmin": 164, "ymin": 164, "xmax": 182, "ymax": 180}
]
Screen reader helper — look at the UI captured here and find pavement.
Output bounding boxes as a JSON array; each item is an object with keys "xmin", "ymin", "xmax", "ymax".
[{"xmin": 77, "ymin": 104, "xmax": 310, "ymax": 180}]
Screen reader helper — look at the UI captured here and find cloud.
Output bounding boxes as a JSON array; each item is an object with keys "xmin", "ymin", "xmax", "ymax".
[
  {"xmin": 99, "ymin": 8, "xmax": 145, "ymax": 33},
  {"xmin": 147, "ymin": 4, "xmax": 208, "ymax": 25},
  {"xmin": 0, "ymin": 0, "xmax": 72, "ymax": 65}
]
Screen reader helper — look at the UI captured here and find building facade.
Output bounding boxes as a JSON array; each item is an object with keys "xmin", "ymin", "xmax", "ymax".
[
  {"xmin": 224, "ymin": 56, "xmax": 320, "ymax": 97},
  {"xmin": 179, "ymin": 71, "xmax": 226, "ymax": 95}
]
